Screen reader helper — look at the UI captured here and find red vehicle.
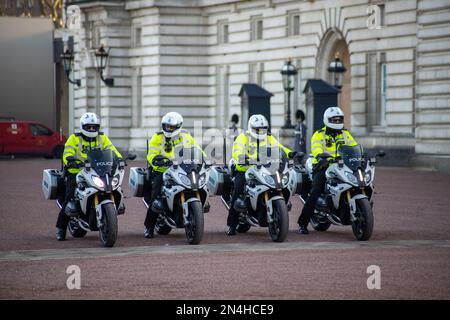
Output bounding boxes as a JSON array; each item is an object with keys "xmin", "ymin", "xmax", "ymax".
[{"xmin": 0, "ymin": 120, "xmax": 66, "ymax": 158}]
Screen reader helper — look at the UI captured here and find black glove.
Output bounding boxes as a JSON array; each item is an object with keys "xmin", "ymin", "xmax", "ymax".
[
  {"xmin": 152, "ymin": 155, "xmax": 172, "ymax": 167},
  {"xmin": 67, "ymin": 160, "xmax": 83, "ymax": 169},
  {"xmin": 317, "ymin": 157, "xmax": 329, "ymax": 169},
  {"xmin": 288, "ymin": 151, "xmax": 298, "ymax": 159}
]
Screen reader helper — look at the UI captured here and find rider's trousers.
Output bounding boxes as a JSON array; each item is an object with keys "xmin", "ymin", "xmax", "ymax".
[
  {"xmin": 297, "ymin": 168, "xmax": 327, "ymax": 227},
  {"xmin": 226, "ymin": 171, "xmax": 246, "ymax": 228},
  {"xmin": 56, "ymin": 173, "xmax": 77, "ymax": 229}
]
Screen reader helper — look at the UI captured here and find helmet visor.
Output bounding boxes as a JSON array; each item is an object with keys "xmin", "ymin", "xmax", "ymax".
[
  {"xmin": 329, "ymin": 116, "xmax": 343, "ymax": 124},
  {"xmin": 83, "ymin": 124, "xmax": 100, "ymax": 132},
  {"xmin": 253, "ymin": 126, "xmax": 268, "ymax": 135},
  {"xmin": 162, "ymin": 123, "xmax": 181, "ymax": 133}
]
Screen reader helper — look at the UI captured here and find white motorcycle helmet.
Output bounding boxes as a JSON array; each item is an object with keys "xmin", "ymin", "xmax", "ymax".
[
  {"xmin": 323, "ymin": 106, "xmax": 345, "ymax": 130},
  {"xmin": 248, "ymin": 114, "xmax": 269, "ymax": 140},
  {"xmin": 161, "ymin": 112, "xmax": 183, "ymax": 138},
  {"xmin": 80, "ymin": 112, "xmax": 100, "ymax": 138}
]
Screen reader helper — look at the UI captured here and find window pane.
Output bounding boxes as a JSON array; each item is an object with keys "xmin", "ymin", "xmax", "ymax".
[
  {"xmin": 257, "ymin": 20, "xmax": 263, "ymax": 39},
  {"xmin": 30, "ymin": 124, "xmax": 52, "ymax": 136},
  {"xmin": 135, "ymin": 27, "xmax": 142, "ymax": 46},
  {"xmin": 293, "ymin": 15, "xmax": 300, "ymax": 35},
  {"xmin": 223, "ymin": 24, "xmax": 229, "ymax": 43}
]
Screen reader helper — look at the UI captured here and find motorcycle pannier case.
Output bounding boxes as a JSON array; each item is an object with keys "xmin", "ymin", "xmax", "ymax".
[
  {"xmin": 207, "ymin": 166, "xmax": 231, "ymax": 196},
  {"xmin": 42, "ymin": 169, "xmax": 64, "ymax": 200},
  {"xmin": 292, "ymin": 166, "xmax": 303, "ymax": 195},
  {"xmin": 129, "ymin": 167, "xmax": 147, "ymax": 197}
]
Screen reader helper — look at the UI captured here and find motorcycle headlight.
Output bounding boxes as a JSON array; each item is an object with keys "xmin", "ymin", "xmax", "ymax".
[
  {"xmin": 178, "ymin": 173, "xmax": 191, "ymax": 186},
  {"xmin": 198, "ymin": 174, "xmax": 206, "ymax": 187},
  {"xmin": 282, "ymin": 173, "xmax": 289, "ymax": 187},
  {"xmin": 344, "ymin": 171, "xmax": 358, "ymax": 185},
  {"xmin": 92, "ymin": 176, "xmax": 105, "ymax": 189},
  {"xmin": 365, "ymin": 171, "xmax": 372, "ymax": 184},
  {"xmin": 263, "ymin": 174, "xmax": 275, "ymax": 186},
  {"xmin": 112, "ymin": 175, "xmax": 120, "ymax": 188}
]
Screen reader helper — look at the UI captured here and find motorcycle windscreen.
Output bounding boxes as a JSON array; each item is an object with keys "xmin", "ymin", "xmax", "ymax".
[
  {"xmin": 338, "ymin": 145, "xmax": 365, "ymax": 171},
  {"xmin": 179, "ymin": 163, "xmax": 202, "ymax": 173},
  {"xmin": 86, "ymin": 149, "xmax": 117, "ymax": 177},
  {"xmin": 259, "ymin": 146, "xmax": 287, "ymax": 173}
]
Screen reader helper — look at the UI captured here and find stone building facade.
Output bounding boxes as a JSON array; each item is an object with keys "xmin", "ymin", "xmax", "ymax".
[{"xmin": 67, "ymin": 0, "xmax": 450, "ymax": 171}]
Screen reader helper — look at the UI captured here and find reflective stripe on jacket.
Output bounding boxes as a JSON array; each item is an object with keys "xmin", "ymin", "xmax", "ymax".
[
  {"xmin": 63, "ymin": 133, "xmax": 122, "ymax": 174},
  {"xmin": 146, "ymin": 131, "xmax": 203, "ymax": 173},
  {"xmin": 232, "ymin": 132, "xmax": 291, "ymax": 172},
  {"xmin": 311, "ymin": 126, "xmax": 357, "ymax": 164}
]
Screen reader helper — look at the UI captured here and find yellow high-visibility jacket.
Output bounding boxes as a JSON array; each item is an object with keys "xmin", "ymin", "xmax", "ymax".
[
  {"xmin": 147, "ymin": 131, "xmax": 203, "ymax": 173},
  {"xmin": 63, "ymin": 133, "xmax": 122, "ymax": 174},
  {"xmin": 232, "ymin": 132, "xmax": 291, "ymax": 172},
  {"xmin": 311, "ymin": 126, "xmax": 357, "ymax": 165}
]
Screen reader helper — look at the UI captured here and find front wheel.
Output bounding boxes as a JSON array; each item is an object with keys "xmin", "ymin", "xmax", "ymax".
[
  {"xmin": 68, "ymin": 220, "xmax": 87, "ymax": 238},
  {"xmin": 268, "ymin": 199, "xmax": 289, "ymax": 242},
  {"xmin": 351, "ymin": 198, "xmax": 374, "ymax": 241},
  {"xmin": 99, "ymin": 203, "xmax": 118, "ymax": 247},
  {"xmin": 185, "ymin": 201, "xmax": 204, "ymax": 245}
]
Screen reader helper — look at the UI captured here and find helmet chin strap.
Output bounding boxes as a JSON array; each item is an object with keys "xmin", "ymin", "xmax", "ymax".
[
  {"xmin": 326, "ymin": 127, "xmax": 342, "ymax": 136},
  {"xmin": 81, "ymin": 133, "xmax": 96, "ymax": 142}
]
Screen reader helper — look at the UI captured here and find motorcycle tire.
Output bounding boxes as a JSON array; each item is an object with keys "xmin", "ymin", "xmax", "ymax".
[
  {"xmin": 268, "ymin": 199, "xmax": 289, "ymax": 242},
  {"xmin": 185, "ymin": 201, "xmax": 204, "ymax": 245},
  {"xmin": 99, "ymin": 202, "xmax": 118, "ymax": 247},
  {"xmin": 351, "ymin": 198, "xmax": 374, "ymax": 241}
]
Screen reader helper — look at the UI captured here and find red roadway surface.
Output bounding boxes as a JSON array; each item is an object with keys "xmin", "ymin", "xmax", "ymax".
[{"xmin": 0, "ymin": 158, "xmax": 449, "ymax": 299}]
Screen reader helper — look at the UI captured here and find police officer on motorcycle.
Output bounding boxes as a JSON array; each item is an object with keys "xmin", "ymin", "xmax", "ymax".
[
  {"xmin": 144, "ymin": 112, "xmax": 204, "ymax": 238},
  {"xmin": 297, "ymin": 106, "xmax": 357, "ymax": 234},
  {"xmin": 226, "ymin": 114, "xmax": 296, "ymax": 236},
  {"xmin": 56, "ymin": 112, "xmax": 122, "ymax": 241}
]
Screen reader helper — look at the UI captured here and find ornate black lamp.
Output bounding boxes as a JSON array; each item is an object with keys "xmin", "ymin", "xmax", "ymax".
[
  {"xmin": 280, "ymin": 58, "xmax": 298, "ymax": 129},
  {"xmin": 94, "ymin": 45, "xmax": 114, "ymax": 87}
]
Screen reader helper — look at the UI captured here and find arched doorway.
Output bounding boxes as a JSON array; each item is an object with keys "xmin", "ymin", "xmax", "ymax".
[{"xmin": 316, "ymin": 28, "xmax": 351, "ymax": 129}]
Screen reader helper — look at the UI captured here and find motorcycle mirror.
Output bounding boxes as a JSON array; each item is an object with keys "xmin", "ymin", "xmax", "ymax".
[
  {"xmin": 370, "ymin": 157, "xmax": 377, "ymax": 165},
  {"xmin": 376, "ymin": 150, "xmax": 386, "ymax": 158},
  {"xmin": 126, "ymin": 153, "xmax": 137, "ymax": 161}
]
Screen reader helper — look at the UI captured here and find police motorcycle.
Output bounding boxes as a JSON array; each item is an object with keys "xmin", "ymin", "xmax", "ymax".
[
  {"xmin": 208, "ymin": 143, "xmax": 303, "ymax": 242},
  {"xmin": 302, "ymin": 145, "xmax": 385, "ymax": 241},
  {"xmin": 42, "ymin": 148, "xmax": 136, "ymax": 247},
  {"xmin": 129, "ymin": 146, "xmax": 210, "ymax": 245}
]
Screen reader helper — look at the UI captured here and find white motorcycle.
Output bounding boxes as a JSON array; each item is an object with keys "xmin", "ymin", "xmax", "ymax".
[
  {"xmin": 129, "ymin": 148, "xmax": 210, "ymax": 245},
  {"xmin": 302, "ymin": 145, "xmax": 385, "ymax": 241},
  {"xmin": 42, "ymin": 148, "xmax": 136, "ymax": 247},
  {"xmin": 209, "ymin": 148, "xmax": 303, "ymax": 242}
]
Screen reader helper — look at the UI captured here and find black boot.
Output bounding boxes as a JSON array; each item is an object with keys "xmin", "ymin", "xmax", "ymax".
[
  {"xmin": 56, "ymin": 227, "xmax": 66, "ymax": 241},
  {"xmin": 144, "ymin": 226, "xmax": 154, "ymax": 238},
  {"xmin": 298, "ymin": 224, "xmax": 309, "ymax": 235},
  {"xmin": 226, "ymin": 225, "xmax": 237, "ymax": 236}
]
